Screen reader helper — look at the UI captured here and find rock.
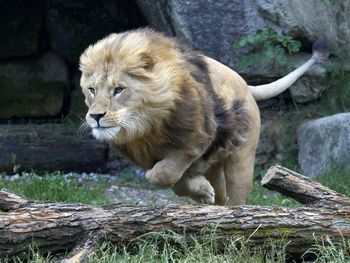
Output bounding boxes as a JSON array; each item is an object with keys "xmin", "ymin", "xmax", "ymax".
[
  {"xmin": 136, "ymin": 0, "xmax": 349, "ymax": 81},
  {"xmin": 255, "ymin": 120, "xmax": 275, "ymax": 165},
  {"xmin": 255, "ymin": 0, "xmax": 350, "ymax": 56},
  {"xmin": 298, "ymin": 113, "xmax": 350, "ymax": 178},
  {"xmin": 0, "ymin": 0, "xmax": 45, "ymax": 58},
  {"xmin": 0, "ymin": 51, "xmax": 69, "ymax": 119},
  {"xmin": 256, "ymin": 117, "xmax": 296, "ymax": 166},
  {"xmin": 47, "ymin": 1, "xmax": 115, "ymax": 64},
  {"xmin": 135, "ymin": 0, "xmax": 175, "ymax": 35},
  {"xmin": 101, "ymin": 0, "xmax": 148, "ymax": 30},
  {"xmin": 0, "ymin": 124, "xmax": 108, "ymax": 173},
  {"xmin": 66, "ymin": 72, "xmax": 87, "ymax": 122},
  {"xmin": 46, "ymin": 0, "xmax": 147, "ymax": 64},
  {"xmin": 136, "ymin": 0, "xmax": 266, "ymax": 69}
]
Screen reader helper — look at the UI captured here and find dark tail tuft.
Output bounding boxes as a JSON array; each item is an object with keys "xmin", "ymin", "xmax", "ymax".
[{"xmin": 312, "ymin": 38, "xmax": 330, "ymax": 62}]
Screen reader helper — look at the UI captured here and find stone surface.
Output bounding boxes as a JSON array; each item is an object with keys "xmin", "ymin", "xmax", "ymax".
[
  {"xmin": 136, "ymin": 0, "xmax": 349, "ymax": 79},
  {"xmin": 136, "ymin": 0, "xmax": 266, "ymax": 69},
  {"xmin": 0, "ymin": 124, "xmax": 108, "ymax": 173},
  {"xmin": 256, "ymin": 117, "xmax": 296, "ymax": 166},
  {"xmin": 298, "ymin": 113, "xmax": 350, "ymax": 178},
  {"xmin": 67, "ymin": 72, "xmax": 87, "ymax": 122},
  {"xmin": 47, "ymin": 1, "xmax": 116, "ymax": 64},
  {"xmin": 255, "ymin": 0, "xmax": 350, "ymax": 56},
  {"xmin": 135, "ymin": 0, "xmax": 175, "ymax": 35},
  {"xmin": 46, "ymin": 0, "xmax": 147, "ymax": 64},
  {"xmin": 101, "ymin": 0, "xmax": 148, "ymax": 30},
  {"xmin": 0, "ymin": 0, "xmax": 45, "ymax": 58},
  {"xmin": 0, "ymin": 51, "xmax": 69, "ymax": 119}
]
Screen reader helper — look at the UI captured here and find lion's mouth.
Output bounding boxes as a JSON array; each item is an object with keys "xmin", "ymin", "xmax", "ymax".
[
  {"xmin": 92, "ymin": 126, "xmax": 121, "ymax": 141},
  {"xmin": 96, "ymin": 126, "xmax": 114, "ymax": 129}
]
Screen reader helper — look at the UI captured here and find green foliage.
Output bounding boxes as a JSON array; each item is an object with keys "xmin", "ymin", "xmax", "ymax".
[
  {"xmin": 0, "ymin": 172, "xmax": 111, "ymax": 205},
  {"xmin": 235, "ymin": 28, "xmax": 301, "ymax": 70}
]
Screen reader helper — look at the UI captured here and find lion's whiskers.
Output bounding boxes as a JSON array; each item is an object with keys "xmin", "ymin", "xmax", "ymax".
[{"xmin": 78, "ymin": 121, "xmax": 91, "ymax": 137}]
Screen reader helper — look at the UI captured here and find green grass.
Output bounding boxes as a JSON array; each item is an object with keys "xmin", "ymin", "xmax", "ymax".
[
  {"xmin": 6, "ymin": 233, "xmax": 289, "ymax": 263},
  {"xmin": 249, "ymin": 180, "xmax": 299, "ymax": 207},
  {"xmin": 2, "ymin": 166, "xmax": 350, "ymax": 262},
  {"xmin": 0, "ymin": 172, "xmax": 111, "ymax": 205},
  {"xmin": 317, "ymin": 165, "xmax": 350, "ymax": 197},
  {"xmin": 86, "ymin": 234, "xmax": 289, "ymax": 263}
]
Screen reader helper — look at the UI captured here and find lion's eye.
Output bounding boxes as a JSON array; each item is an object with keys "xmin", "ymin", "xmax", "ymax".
[
  {"xmin": 88, "ymin": 87, "xmax": 95, "ymax": 95},
  {"xmin": 113, "ymin": 86, "xmax": 124, "ymax": 96}
]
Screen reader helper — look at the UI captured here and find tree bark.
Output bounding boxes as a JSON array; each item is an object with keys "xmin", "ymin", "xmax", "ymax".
[
  {"xmin": 1, "ymin": 180, "xmax": 350, "ymax": 261},
  {"xmin": 261, "ymin": 164, "xmax": 350, "ymax": 207}
]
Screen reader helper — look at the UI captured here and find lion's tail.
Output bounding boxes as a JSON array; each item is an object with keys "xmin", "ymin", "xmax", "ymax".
[{"xmin": 248, "ymin": 39, "xmax": 329, "ymax": 101}]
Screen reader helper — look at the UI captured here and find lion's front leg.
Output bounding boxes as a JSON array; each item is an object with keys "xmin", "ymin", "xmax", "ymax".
[{"xmin": 145, "ymin": 155, "xmax": 196, "ymax": 187}]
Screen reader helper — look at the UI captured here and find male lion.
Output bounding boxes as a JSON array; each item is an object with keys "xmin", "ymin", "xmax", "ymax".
[{"xmin": 79, "ymin": 28, "xmax": 327, "ymax": 205}]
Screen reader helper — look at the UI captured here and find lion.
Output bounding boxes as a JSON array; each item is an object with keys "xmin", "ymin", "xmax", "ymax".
[{"xmin": 79, "ymin": 28, "xmax": 327, "ymax": 205}]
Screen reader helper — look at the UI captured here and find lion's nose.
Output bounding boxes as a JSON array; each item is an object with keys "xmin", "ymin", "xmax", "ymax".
[{"xmin": 89, "ymin": 112, "xmax": 106, "ymax": 124}]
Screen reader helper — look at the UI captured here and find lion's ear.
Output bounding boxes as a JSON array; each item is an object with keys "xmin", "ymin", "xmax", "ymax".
[
  {"xmin": 139, "ymin": 52, "xmax": 154, "ymax": 71},
  {"xmin": 127, "ymin": 52, "xmax": 155, "ymax": 78}
]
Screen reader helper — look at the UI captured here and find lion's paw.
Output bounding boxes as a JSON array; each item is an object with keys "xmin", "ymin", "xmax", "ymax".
[{"xmin": 189, "ymin": 176, "xmax": 215, "ymax": 205}]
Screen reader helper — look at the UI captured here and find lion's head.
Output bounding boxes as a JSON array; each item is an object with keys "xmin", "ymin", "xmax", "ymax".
[{"xmin": 79, "ymin": 29, "xmax": 183, "ymax": 143}]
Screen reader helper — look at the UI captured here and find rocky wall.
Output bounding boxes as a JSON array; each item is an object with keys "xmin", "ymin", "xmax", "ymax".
[{"xmin": 0, "ymin": 0, "xmax": 147, "ymax": 121}]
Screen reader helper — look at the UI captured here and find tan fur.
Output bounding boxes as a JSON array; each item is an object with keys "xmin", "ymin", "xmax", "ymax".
[{"xmin": 79, "ymin": 29, "xmax": 261, "ymax": 205}]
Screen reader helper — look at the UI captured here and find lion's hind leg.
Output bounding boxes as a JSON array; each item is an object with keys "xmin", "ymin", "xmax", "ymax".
[
  {"xmin": 204, "ymin": 161, "xmax": 227, "ymax": 205},
  {"xmin": 172, "ymin": 175, "xmax": 215, "ymax": 204},
  {"xmin": 223, "ymin": 147, "xmax": 255, "ymax": 206}
]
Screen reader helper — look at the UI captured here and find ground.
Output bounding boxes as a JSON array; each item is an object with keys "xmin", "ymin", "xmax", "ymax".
[{"xmin": 1, "ymin": 166, "xmax": 350, "ymax": 262}]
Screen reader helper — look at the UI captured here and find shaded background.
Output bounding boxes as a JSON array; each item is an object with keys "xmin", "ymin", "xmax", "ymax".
[{"xmin": 0, "ymin": 0, "xmax": 349, "ymax": 178}]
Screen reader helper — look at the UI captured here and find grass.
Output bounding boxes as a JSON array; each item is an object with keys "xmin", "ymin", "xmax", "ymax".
[
  {"xmin": 85, "ymin": 234, "xmax": 289, "ymax": 263},
  {"xmin": 0, "ymin": 172, "xmax": 111, "ymax": 205},
  {"xmin": 249, "ymin": 180, "xmax": 299, "ymax": 207},
  {"xmin": 317, "ymin": 165, "xmax": 350, "ymax": 197},
  {"xmin": 2, "ymin": 166, "xmax": 350, "ymax": 262}
]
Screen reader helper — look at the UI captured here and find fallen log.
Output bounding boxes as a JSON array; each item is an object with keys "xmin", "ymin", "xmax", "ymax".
[
  {"xmin": 261, "ymin": 164, "xmax": 350, "ymax": 207},
  {"xmin": 1, "ymin": 165, "xmax": 350, "ymax": 262}
]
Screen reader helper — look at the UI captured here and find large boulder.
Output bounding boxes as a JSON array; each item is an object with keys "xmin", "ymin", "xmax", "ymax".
[
  {"xmin": 136, "ymin": 0, "xmax": 266, "ymax": 69},
  {"xmin": 46, "ymin": 0, "xmax": 147, "ymax": 64},
  {"xmin": 46, "ymin": 1, "xmax": 116, "ymax": 64},
  {"xmin": 136, "ymin": 0, "xmax": 349, "ymax": 81},
  {"xmin": 255, "ymin": 0, "xmax": 349, "ymax": 56},
  {"xmin": 0, "ymin": 124, "xmax": 108, "ymax": 173},
  {"xmin": 298, "ymin": 113, "xmax": 350, "ymax": 178},
  {"xmin": 0, "ymin": 0, "xmax": 46, "ymax": 58},
  {"xmin": 0, "ymin": 51, "xmax": 69, "ymax": 119}
]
